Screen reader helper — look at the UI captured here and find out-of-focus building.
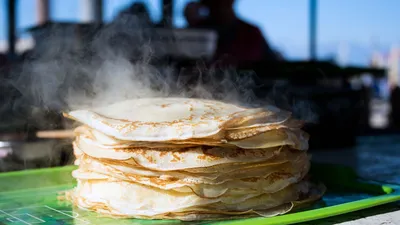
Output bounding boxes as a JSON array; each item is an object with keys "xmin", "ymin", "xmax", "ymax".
[
  {"xmin": 0, "ymin": 0, "xmax": 104, "ymax": 55},
  {"xmin": 367, "ymin": 46, "xmax": 400, "ymax": 103},
  {"xmin": 371, "ymin": 46, "xmax": 400, "ymax": 89}
]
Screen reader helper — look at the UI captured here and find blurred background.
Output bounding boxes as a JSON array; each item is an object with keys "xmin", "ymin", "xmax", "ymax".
[{"xmin": 0, "ymin": 0, "xmax": 399, "ymax": 172}]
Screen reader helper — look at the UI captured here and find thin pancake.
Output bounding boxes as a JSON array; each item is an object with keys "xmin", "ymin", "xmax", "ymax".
[
  {"xmin": 75, "ymin": 135, "xmax": 289, "ymax": 170},
  {"xmin": 65, "ymin": 98, "xmax": 292, "ymax": 142},
  {"xmin": 78, "ymin": 156, "xmax": 307, "ymax": 184},
  {"xmin": 68, "ymin": 179, "xmax": 309, "ymax": 217},
  {"xmin": 73, "ymin": 151, "xmax": 309, "ymax": 198},
  {"xmin": 74, "ymin": 125, "xmax": 308, "ymax": 150}
]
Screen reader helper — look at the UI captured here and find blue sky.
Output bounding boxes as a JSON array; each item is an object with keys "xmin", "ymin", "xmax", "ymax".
[{"xmin": 1, "ymin": 0, "xmax": 400, "ymax": 64}]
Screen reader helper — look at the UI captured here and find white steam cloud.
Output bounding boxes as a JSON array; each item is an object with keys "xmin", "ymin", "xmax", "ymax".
[{"xmin": 1, "ymin": 14, "xmax": 318, "ymax": 132}]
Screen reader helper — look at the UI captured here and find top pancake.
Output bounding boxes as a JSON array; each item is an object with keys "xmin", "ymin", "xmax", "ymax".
[{"xmin": 65, "ymin": 98, "xmax": 293, "ymax": 142}]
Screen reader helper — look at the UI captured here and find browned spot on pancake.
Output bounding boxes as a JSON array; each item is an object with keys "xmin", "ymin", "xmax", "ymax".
[
  {"xmin": 197, "ymin": 155, "xmax": 207, "ymax": 161},
  {"xmin": 171, "ymin": 152, "xmax": 181, "ymax": 162},
  {"xmin": 267, "ymin": 172, "xmax": 292, "ymax": 183},
  {"xmin": 226, "ymin": 127, "xmax": 288, "ymax": 141},
  {"xmin": 197, "ymin": 147, "xmax": 223, "ymax": 161},
  {"xmin": 144, "ymin": 154, "xmax": 155, "ymax": 163},
  {"xmin": 241, "ymin": 177, "xmax": 258, "ymax": 182},
  {"xmin": 225, "ymin": 148, "xmax": 246, "ymax": 158},
  {"xmin": 159, "ymin": 151, "xmax": 169, "ymax": 157},
  {"xmin": 149, "ymin": 176, "xmax": 179, "ymax": 187}
]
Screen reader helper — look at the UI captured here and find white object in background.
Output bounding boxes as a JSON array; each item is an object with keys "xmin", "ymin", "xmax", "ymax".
[
  {"xmin": 0, "ymin": 148, "xmax": 12, "ymax": 159},
  {"xmin": 80, "ymin": 0, "xmax": 103, "ymax": 23},
  {"xmin": 151, "ymin": 28, "xmax": 218, "ymax": 60}
]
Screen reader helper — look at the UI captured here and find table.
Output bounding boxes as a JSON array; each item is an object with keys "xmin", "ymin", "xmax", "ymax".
[
  {"xmin": 307, "ymin": 135, "xmax": 400, "ymax": 224},
  {"xmin": 172, "ymin": 60, "xmax": 386, "ymax": 79}
]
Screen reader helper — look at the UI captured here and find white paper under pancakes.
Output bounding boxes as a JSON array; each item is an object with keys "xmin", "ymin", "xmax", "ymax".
[{"xmin": 65, "ymin": 98, "xmax": 324, "ymax": 221}]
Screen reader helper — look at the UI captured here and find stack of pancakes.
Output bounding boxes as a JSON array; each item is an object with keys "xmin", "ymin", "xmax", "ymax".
[{"xmin": 65, "ymin": 98, "xmax": 323, "ymax": 221}]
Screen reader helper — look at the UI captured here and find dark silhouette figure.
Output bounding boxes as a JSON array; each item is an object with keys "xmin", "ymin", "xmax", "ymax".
[
  {"xmin": 184, "ymin": 0, "xmax": 280, "ymax": 65},
  {"xmin": 116, "ymin": 2, "xmax": 153, "ymax": 27}
]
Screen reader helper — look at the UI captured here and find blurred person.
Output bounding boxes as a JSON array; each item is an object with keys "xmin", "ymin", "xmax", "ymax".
[
  {"xmin": 184, "ymin": 2, "xmax": 207, "ymax": 27},
  {"xmin": 116, "ymin": 2, "xmax": 153, "ymax": 27},
  {"xmin": 184, "ymin": 0, "xmax": 280, "ymax": 66}
]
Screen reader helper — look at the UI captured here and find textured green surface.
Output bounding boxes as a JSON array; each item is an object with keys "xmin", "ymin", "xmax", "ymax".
[{"xmin": 0, "ymin": 164, "xmax": 399, "ymax": 225}]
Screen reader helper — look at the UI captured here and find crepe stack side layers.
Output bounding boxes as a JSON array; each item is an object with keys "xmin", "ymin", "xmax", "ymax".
[{"xmin": 64, "ymin": 98, "xmax": 325, "ymax": 221}]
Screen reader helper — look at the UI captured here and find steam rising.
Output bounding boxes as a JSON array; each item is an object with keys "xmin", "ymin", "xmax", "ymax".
[{"xmin": 2, "ymin": 14, "xmax": 317, "ymax": 132}]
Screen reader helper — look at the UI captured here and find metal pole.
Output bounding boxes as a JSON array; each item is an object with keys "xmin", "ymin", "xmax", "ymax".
[
  {"xmin": 95, "ymin": 0, "xmax": 103, "ymax": 22},
  {"xmin": 162, "ymin": 0, "xmax": 173, "ymax": 27},
  {"xmin": 309, "ymin": 0, "xmax": 317, "ymax": 60},
  {"xmin": 37, "ymin": 0, "xmax": 49, "ymax": 25},
  {"xmin": 81, "ymin": 0, "xmax": 103, "ymax": 23},
  {"xmin": 7, "ymin": 0, "xmax": 16, "ymax": 57}
]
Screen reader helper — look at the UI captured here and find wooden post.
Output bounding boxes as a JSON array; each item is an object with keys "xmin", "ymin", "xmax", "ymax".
[{"xmin": 37, "ymin": 0, "xmax": 49, "ymax": 25}]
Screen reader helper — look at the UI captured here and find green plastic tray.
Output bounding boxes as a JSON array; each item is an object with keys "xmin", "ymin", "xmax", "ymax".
[{"xmin": 0, "ymin": 164, "xmax": 399, "ymax": 225}]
